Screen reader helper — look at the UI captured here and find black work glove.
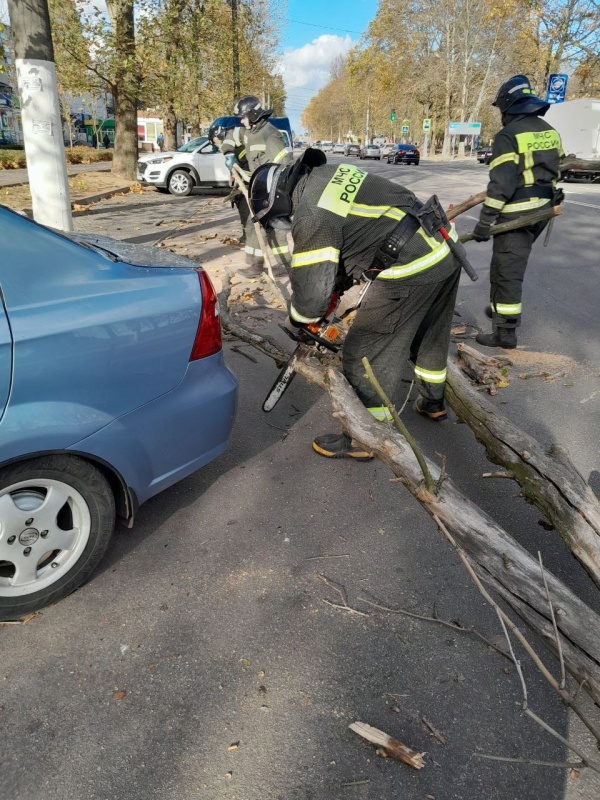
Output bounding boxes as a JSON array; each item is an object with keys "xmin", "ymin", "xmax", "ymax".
[{"xmin": 472, "ymin": 221, "xmax": 492, "ymax": 242}]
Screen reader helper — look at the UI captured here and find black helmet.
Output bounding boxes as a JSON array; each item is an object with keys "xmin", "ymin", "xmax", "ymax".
[
  {"xmin": 492, "ymin": 75, "xmax": 549, "ymax": 116},
  {"xmin": 208, "ymin": 123, "xmax": 227, "ymax": 144},
  {"xmin": 249, "ymin": 148, "xmax": 327, "ymax": 225},
  {"xmin": 233, "ymin": 95, "xmax": 272, "ymax": 125}
]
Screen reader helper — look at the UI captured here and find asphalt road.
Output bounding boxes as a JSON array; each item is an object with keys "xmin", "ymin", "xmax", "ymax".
[{"xmin": 2, "ymin": 160, "xmax": 599, "ymax": 800}]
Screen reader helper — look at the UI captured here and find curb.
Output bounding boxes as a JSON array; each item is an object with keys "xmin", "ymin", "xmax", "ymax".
[{"xmin": 20, "ymin": 185, "xmax": 134, "ymax": 219}]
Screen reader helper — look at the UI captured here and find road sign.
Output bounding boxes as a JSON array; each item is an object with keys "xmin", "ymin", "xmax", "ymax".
[
  {"xmin": 401, "ymin": 125, "xmax": 409, "ymax": 134},
  {"xmin": 449, "ymin": 121, "xmax": 481, "ymax": 135},
  {"xmin": 423, "ymin": 118, "xmax": 431, "ymax": 131},
  {"xmin": 546, "ymin": 73, "xmax": 568, "ymax": 104}
]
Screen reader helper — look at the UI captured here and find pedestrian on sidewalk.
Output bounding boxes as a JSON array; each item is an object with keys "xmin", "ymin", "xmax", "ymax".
[
  {"xmin": 472, "ymin": 75, "xmax": 564, "ymax": 349},
  {"xmin": 157, "ymin": 133, "xmax": 165, "ymax": 152},
  {"xmin": 249, "ymin": 150, "xmax": 462, "ymax": 460},
  {"xmin": 103, "ymin": 133, "xmax": 110, "ymax": 149}
]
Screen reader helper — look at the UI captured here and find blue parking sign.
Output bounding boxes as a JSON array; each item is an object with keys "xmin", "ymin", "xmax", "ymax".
[{"xmin": 546, "ymin": 73, "xmax": 568, "ymax": 104}]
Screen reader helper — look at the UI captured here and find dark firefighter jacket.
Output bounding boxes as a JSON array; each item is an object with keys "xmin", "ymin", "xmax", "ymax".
[
  {"xmin": 220, "ymin": 126, "xmax": 248, "ymax": 169},
  {"xmin": 288, "ymin": 163, "xmax": 459, "ymax": 324},
  {"xmin": 242, "ymin": 119, "xmax": 293, "ymax": 173},
  {"xmin": 480, "ymin": 114, "xmax": 564, "ymax": 226}
]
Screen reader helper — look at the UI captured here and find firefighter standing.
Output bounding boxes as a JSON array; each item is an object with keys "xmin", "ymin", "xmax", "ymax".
[
  {"xmin": 209, "ymin": 122, "xmax": 250, "ymax": 244},
  {"xmin": 473, "ymin": 75, "xmax": 564, "ymax": 349},
  {"xmin": 233, "ymin": 95, "xmax": 293, "ymax": 268},
  {"xmin": 249, "ymin": 151, "xmax": 463, "ymax": 460}
]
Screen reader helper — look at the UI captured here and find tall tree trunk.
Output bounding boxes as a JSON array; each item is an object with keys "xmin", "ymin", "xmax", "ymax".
[
  {"xmin": 163, "ymin": 103, "xmax": 177, "ymax": 151},
  {"xmin": 106, "ymin": 0, "xmax": 138, "ymax": 180}
]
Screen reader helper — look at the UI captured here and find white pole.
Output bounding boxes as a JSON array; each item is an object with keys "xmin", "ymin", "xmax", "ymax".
[{"xmin": 8, "ymin": 0, "xmax": 72, "ymax": 231}]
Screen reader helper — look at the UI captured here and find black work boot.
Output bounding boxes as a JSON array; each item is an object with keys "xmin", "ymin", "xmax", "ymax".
[
  {"xmin": 475, "ymin": 328, "xmax": 517, "ymax": 349},
  {"xmin": 414, "ymin": 396, "xmax": 447, "ymax": 421},
  {"xmin": 312, "ymin": 433, "xmax": 373, "ymax": 461}
]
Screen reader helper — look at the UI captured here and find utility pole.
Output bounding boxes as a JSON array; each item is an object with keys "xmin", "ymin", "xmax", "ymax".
[
  {"xmin": 365, "ymin": 95, "xmax": 370, "ymax": 145},
  {"xmin": 231, "ymin": 0, "xmax": 240, "ymax": 101},
  {"xmin": 7, "ymin": 0, "xmax": 72, "ymax": 231}
]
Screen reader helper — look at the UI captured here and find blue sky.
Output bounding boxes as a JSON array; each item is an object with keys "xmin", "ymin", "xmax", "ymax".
[{"xmin": 280, "ymin": 1, "xmax": 379, "ymax": 133}]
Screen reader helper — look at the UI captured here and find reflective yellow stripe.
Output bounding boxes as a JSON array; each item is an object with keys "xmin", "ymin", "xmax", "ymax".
[
  {"xmin": 349, "ymin": 203, "xmax": 392, "ymax": 218},
  {"xmin": 270, "ymin": 245, "xmax": 289, "ymax": 255},
  {"xmin": 238, "ymin": 148, "xmax": 246, "ymax": 160},
  {"xmin": 317, "ymin": 164, "xmax": 368, "ymax": 217},
  {"xmin": 494, "ymin": 302, "xmax": 522, "ymax": 315},
  {"xmin": 223, "ymin": 138, "xmax": 235, "ymax": 146},
  {"xmin": 377, "ymin": 240, "xmax": 450, "ymax": 280},
  {"xmin": 291, "ymin": 247, "xmax": 340, "ymax": 267},
  {"xmin": 250, "ymin": 144, "xmax": 266, "ymax": 151},
  {"xmin": 245, "ymin": 245, "xmax": 263, "ymax": 256},
  {"xmin": 515, "ymin": 130, "xmax": 562, "ymax": 154},
  {"xmin": 273, "ymin": 148, "xmax": 290, "ymax": 163},
  {"xmin": 368, "ymin": 406, "xmax": 393, "ymax": 421},
  {"xmin": 489, "ymin": 152, "xmax": 518, "ymax": 170},
  {"xmin": 414, "ymin": 365, "xmax": 447, "ymax": 384},
  {"xmin": 523, "ymin": 151, "xmax": 535, "ymax": 186},
  {"xmin": 383, "ymin": 208, "xmax": 406, "ymax": 221},
  {"xmin": 290, "ymin": 304, "xmax": 321, "ymax": 324},
  {"xmin": 502, "ymin": 197, "xmax": 550, "ymax": 213},
  {"xmin": 484, "ymin": 196, "xmax": 506, "ymax": 210}
]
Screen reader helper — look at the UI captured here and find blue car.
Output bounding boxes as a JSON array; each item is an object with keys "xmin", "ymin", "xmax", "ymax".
[{"xmin": 0, "ymin": 205, "xmax": 238, "ymax": 619}]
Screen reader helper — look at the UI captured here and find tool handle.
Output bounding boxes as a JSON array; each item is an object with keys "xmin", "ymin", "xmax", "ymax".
[{"xmin": 440, "ymin": 228, "xmax": 479, "ymax": 282}]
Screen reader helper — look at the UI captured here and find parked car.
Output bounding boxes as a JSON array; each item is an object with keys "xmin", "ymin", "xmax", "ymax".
[
  {"xmin": 137, "ymin": 136, "xmax": 230, "ymax": 196},
  {"xmin": 320, "ymin": 141, "xmax": 334, "ymax": 152},
  {"xmin": 344, "ymin": 143, "xmax": 361, "ymax": 157},
  {"xmin": 386, "ymin": 144, "xmax": 420, "ymax": 165},
  {"xmin": 0, "ymin": 204, "xmax": 238, "ymax": 619},
  {"xmin": 477, "ymin": 146, "xmax": 493, "ymax": 164},
  {"xmin": 332, "ymin": 143, "xmax": 345, "ymax": 154},
  {"xmin": 380, "ymin": 143, "xmax": 397, "ymax": 157},
  {"xmin": 360, "ymin": 145, "xmax": 381, "ymax": 160}
]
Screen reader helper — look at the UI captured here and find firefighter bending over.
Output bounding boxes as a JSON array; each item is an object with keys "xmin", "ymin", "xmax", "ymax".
[{"xmin": 249, "ymin": 150, "xmax": 463, "ymax": 460}]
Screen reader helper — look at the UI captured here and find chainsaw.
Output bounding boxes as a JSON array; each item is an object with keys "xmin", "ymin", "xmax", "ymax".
[{"xmin": 262, "ymin": 280, "xmax": 372, "ymax": 412}]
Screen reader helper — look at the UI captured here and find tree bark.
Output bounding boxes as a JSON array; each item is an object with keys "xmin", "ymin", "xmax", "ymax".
[
  {"xmin": 106, "ymin": 0, "xmax": 138, "ymax": 180},
  {"xmin": 163, "ymin": 103, "xmax": 177, "ymax": 151},
  {"xmin": 219, "ymin": 293, "xmax": 600, "ymax": 702}
]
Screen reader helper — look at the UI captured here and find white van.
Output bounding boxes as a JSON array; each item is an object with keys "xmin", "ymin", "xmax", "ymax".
[{"xmin": 320, "ymin": 141, "xmax": 334, "ymax": 152}]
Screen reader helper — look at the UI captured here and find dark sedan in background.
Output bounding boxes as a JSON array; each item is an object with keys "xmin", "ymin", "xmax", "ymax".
[
  {"xmin": 386, "ymin": 144, "xmax": 420, "ymax": 165},
  {"xmin": 477, "ymin": 146, "xmax": 493, "ymax": 164}
]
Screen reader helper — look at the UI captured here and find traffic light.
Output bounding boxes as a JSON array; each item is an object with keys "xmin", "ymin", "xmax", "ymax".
[{"xmin": 390, "ymin": 109, "xmax": 396, "ymax": 121}]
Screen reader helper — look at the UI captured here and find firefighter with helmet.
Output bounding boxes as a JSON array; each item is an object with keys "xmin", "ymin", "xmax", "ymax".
[
  {"xmin": 232, "ymin": 95, "xmax": 293, "ymax": 268},
  {"xmin": 473, "ymin": 74, "xmax": 564, "ymax": 349},
  {"xmin": 208, "ymin": 122, "xmax": 250, "ymax": 245},
  {"xmin": 249, "ymin": 150, "xmax": 463, "ymax": 460}
]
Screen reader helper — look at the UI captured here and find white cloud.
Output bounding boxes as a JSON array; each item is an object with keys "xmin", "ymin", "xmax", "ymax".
[{"xmin": 279, "ymin": 34, "xmax": 355, "ymax": 132}]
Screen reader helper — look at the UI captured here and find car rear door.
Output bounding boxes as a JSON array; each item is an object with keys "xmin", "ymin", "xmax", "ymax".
[
  {"xmin": 192, "ymin": 142, "xmax": 229, "ymax": 184},
  {"xmin": 0, "ymin": 287, "xmax": 12, "ymax": 422}
]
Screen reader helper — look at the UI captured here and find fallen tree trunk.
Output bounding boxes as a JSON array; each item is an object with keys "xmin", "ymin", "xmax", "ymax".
[
  {"xmin": 445, "ymin": 359, "xmax": 600, "ymax": 589},
  {"xmin": 324, "ymin": 368, "xmax": 600, "ymax": 703},
  {"xmin": 220, "ymin": 278, "xmax": 600, "ymax": 704}
]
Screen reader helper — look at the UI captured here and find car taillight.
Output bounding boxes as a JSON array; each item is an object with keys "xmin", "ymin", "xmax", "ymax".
[
  {"xmin": 415, "ymin": 149, "xmax": 420, "ymax": 155},
  {"xmin": 190, "ymin": 269, "xmax": 222, "ymax": 360}
]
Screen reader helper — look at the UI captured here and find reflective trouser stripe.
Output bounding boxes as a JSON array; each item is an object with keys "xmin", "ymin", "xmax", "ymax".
[
  {"xmin": 484, "ymin": 196, "xmax": 506, "ymax": 211},
  {"xmin": 414, "ymin": 365, "xmax": 447, "ymax": 384},
  {"xmin": 377, "ymin": 240, "xmax": 450, "ymax": 280},
  {"xmin": 249, "ymin": 144, "xmax": 266, "ymax": 151},
  {"xmin": 502, "ymin": 197, "xmax": 550, "ymax": 213},
  {"xmin": 290, "ymin": 304, "xmax": 321, "ymax": 324},
  {"xmin": 245, "ymin": 245, "xmax": 263, "ymax": 256},
  {"xmin": 223, "ymin": 138, "xmax": 235, "ymax": 146},
  {"xmin": 238, "ymin": 148, "xmax": 246, "ymax": 160},
  {"xmin": 291, "ymin": 247, "xmax": 340, "ymax": 267},
  {"xmin": 368, "ymin": 406, "xmax": 393, "ymax": 421},
  {"xmin": 489, "ymin": 152, "xmax": 518, "ymax": 170},
  {"xmin": 270, "ymin": 245, "xmax": 289, "ymax": 255},
  {"xmin": 493, "ymin": 302, "xmax": 522, "ymax": 315}
]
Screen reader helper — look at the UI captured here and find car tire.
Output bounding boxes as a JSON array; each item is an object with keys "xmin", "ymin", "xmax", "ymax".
[
  {"xmin": 0, "ymin": 456, "xmax": 116, "ymax": 620},
  {"xmin": 168, "ymin": 169, "xmax": 195, "ymax": 196}
]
